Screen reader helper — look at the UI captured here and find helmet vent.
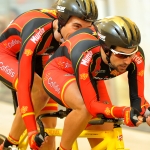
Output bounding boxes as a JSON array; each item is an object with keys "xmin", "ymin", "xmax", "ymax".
[
  {"xmin": 122, "ymin": 26, "xmax": 127, "ymax": 38},
  {"xmin": 134, "ymin": 26, "xmax": 138, "ymax": 36},
  {"xmin": 82, "ymin": 0, "xmax": 87, "ymax": 11},
  {"xmin": 76, "ymin": 0, "xmax": 80, "ymax": 7},
  {"xmin": 130, "ymin": 29, "xmax": 134, "ymax": 40},
  {"xmin": 115, "ymin": 28, "xmax": 120, "ymax": 36}
]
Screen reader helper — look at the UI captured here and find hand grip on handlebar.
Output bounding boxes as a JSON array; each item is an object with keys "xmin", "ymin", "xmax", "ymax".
[{"xmin": 36, "ymin": 109, "xmax": 72, "ymax": 137}]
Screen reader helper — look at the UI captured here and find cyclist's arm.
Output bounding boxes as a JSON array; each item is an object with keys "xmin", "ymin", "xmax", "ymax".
[
  {"xmin": 128, "ymin": 46, "xmax": 149, "ymax": 114},
  {"xmin": 69, "ymin": 30, "xmax": 115, "ymax": 117},
  {"xmin": 97, "ymin": 80, "xmax": 112, "ymax": 104},
  {"xmin": 18, "ymin": 32, "xmax": 38, "ymax": 133}
]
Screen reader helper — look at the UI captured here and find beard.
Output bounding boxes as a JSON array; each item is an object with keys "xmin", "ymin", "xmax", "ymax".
[{"xmin": 111, "ymin": 63, "xmax": 128, "ymax": 73}]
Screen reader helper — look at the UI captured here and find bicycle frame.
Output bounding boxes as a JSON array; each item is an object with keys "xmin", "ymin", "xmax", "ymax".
[
  {"xmin": 19, "ymin": 110, "xmax": 129, "ymax": 150},
  {"xmin": 44, "ymin": 127, "xmax": 129, "ymax": 150},
  {"xmin": 18, "ymin": 116, "xmax": 130, "ymax": 150}
]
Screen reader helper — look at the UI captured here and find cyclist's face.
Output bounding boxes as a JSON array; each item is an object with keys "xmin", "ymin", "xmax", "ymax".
[
  {"xmin": 110, "ymin": 46, "xmax": 137, "ymax": 73},
  {"xmin": 61, "ymin": 16, "xmax": 92, "ymax": 40}
]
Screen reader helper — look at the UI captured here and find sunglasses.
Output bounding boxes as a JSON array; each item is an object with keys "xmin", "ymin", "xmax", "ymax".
[{"xmin": 110, "ymin": 47, "xmax": 138, "ymax": 59}]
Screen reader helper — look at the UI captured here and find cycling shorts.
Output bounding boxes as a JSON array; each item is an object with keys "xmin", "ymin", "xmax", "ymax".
[
  {"xmin": 43, "ymin": 63, "xmax": 76, "ymax": 108},
  {"xmin": 0, "ymin": 45, "xmax": 18, "ymax": 90}
]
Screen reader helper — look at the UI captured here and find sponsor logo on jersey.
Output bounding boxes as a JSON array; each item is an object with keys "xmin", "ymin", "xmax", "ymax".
[
  {"xmin": 57, "ymin": 6, "xmax": 66, "ymax": 12},
  {"xmin": 30, "ymin": 28, "xmax": 45, "ymax": 44},
  {"xmin": 5, "ymin": 39, "xmax": 21, "ymax": 49},
  {"xmin": 64, "ymin": 73, "xmax": 74, "ymax": 76},
  {"xmin": 57, "ymin": 61, "xmax": 72, "ymax": 69},
  {"xmin": 48, "ymin": 77, "xmax": 60, "ymax": 94},
  {"xmin": 21, "ymin": 106, "xmax": 28, "ymax": 114},
  {"xmin": 81, "ymin": 51, "xmax": 93, "ymax": 66},
  {"xmin": 24, "ymin": 49, "xmax": 33, "ymax": 56},
  {"xmin": 138, "ymin": 70, "xmax": 144, "ymax": 76},
  {"xmin": 94, "ymin": 76, "xmax": 112, "ymax": 80},
  {"xmin": 80, "ymin": 73, "xmax": 88, "ymax": 80},
  {"xmin": 132, "ymin": 54, "xmax": 142, "ymax": 64},
  {"xmin": 110, "ymin": 70, "xmax": 120, "ymax": 76},
  {"xmin": 0, "ymin": 62, "xmax": 15, "ymax": 77},
  {"xmin": 104, "ymin": 107, "xmax": 111, "ymax": 116}
]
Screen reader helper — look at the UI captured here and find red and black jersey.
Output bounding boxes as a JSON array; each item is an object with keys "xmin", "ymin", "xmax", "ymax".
[
  {"xmin": 47, "ymin": 27, "xmax": 147, "ymax": 117},
  {"xmin": 0, "ymin": 9, "xmax": 59, "ymax": 132}
]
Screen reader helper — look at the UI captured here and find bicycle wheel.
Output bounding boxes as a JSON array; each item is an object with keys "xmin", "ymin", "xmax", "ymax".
[{"xmin": 0, "ymin": 134, "xmax": 6, "ymax": 144}]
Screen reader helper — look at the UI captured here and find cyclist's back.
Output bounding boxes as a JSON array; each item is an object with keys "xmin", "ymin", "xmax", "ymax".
[{"xmin": 0, "ymin": 9, "xmax": 58, "ymax": 56}]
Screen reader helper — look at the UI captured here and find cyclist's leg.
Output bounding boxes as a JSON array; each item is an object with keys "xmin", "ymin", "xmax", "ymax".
[
  {"xmin": 43, "ymin": 68, "xmax": 93, "ymax": 150},
  {"xmin": 35, "ymin": 98, "xmax": 58, "ymax": 150},
  {"xmin": 33, "ymin": 55, "xmax": 57, "ymax": 150},
  {"xmin": 0, "ymin": 51, "xmax": 56, "ymax": 150},
  {"xmin": 0, "ymin": 50, "xmax": 20, "ymax": 148},
  {"xmin": 61, "ymin": 82, "xmax": 93, "ymax": 149},
  {"xmin": 86, "ymin": 80, "xmax": 114, "ymax": 148},
  {"xmin": 8, "ymin": 74, "xmax": 56, "ymax": 150}
]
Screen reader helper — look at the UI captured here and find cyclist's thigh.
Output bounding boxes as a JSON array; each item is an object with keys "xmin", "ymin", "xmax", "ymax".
[
  {"xmin": 43, "ymin": 66, "xmax": 84, "ymax": 109},
  {"xmin": 0, "ymin": 51, "xmax": 18, "ymax": 89}
]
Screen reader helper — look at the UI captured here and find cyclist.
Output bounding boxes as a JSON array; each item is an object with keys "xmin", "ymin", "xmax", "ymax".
[
  {"xmin": 0, "ymin": 0, "xmax": 98, "ymax": 149},
  {"xmin": 42, "ymin": 16, "xmax": 150, "ymax": 150}
]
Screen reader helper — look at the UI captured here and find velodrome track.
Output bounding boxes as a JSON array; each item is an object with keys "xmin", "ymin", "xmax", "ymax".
[{"xmin": 0, "ymin": 101, "xmax": 150, "ymax": 150}]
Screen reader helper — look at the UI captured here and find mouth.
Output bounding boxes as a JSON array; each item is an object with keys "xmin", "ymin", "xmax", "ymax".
[{"xmin": 119, "ymin": 65, "xmax": 128, "ymax": 71}]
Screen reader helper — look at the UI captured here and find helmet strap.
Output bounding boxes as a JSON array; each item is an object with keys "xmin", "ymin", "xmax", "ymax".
[
  {"xmin": 57, "ymin": 22, "xmax": 62, "ymax": 33},
  {"xmin": 99, "ymin": 40, "xmax": 114, "ymax": 71},
  {"xmin": 57, "ymin": 22, "xmax": 64, "ymax": 44},
  {"xmin": 106, "ymin": 51, "xmax": 114, "ymax": 71}
]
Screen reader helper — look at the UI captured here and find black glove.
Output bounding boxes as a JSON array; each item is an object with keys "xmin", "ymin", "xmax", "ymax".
[
  {"xmin": 29, "ymin": 132, "xmax": 48, "ymax": 149},
  {"xmin": 123, "ymin": 107, "xmax": 140, "ymax": 127},
  {"xmin": 144, "ymin": 106, "xmax": 150, "ymax": 117},
  {"xmin": 34, "ymin": 132, "xmax": 48, "ymax": 147}
]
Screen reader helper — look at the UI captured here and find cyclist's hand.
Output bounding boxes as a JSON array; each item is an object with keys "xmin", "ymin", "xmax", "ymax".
[
  {"xmin": 28, "ymin": 132, "xmax": 48, "ymax": 149},
  {"xmin": 123, "ymin": 107, "xmax": 140, "ymax": 127},
  {"xmin": 143, "ymin": 106, "xmax": 150, "ymax": 117}
]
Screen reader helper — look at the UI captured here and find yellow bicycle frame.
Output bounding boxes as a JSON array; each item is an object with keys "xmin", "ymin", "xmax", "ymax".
[{"xmin": 18, "ymin": 126, "xmax": 130, "ymax": 150}]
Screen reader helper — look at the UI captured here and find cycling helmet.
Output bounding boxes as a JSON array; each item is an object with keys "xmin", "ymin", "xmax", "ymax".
[
  {"xmin": 56, "ymin": 0, "xmax": 98, "ymax": 28},
  {"xmin": 94, "ymin": 16, "xmax": 141, "ymax": 49}
]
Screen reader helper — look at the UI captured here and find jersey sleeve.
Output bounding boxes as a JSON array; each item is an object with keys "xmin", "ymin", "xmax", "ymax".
[
  {"xmin": 128, "ymin": 46, "xmax": 149, "ymax": 114},
  {"xmin": 97, "ymin": 80, "xmax": 112, "ymax": 105},
  {"xmin": 17, "ymin": 23, "xmax": 51, "ymax": 132}
]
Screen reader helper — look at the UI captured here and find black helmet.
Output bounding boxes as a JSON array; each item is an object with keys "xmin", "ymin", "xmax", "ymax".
[
  {"xmin": 94, "ymin": 16, "xmax": 141, "ymax": 49},
  {"xmin": 56, "ymin": 0, "xmax": 98, "ymax": 28}
]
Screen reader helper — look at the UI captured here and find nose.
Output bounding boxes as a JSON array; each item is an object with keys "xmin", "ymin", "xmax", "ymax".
[{"xmin": 123, "ymin": 56, "xmax": 132, "ymax": 65}]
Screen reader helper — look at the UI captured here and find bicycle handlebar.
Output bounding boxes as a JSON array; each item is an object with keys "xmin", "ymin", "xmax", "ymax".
[
  {"xmin": 36, "ymin": 109, "xmax": 72, "ymax": 137},
  {"xmin": 89, "ymin": 114, "xmax": 124, "ymax": 126},
  {"xmin": 36, "ymin": 110, "xmax": 124, "ymax": 137}
]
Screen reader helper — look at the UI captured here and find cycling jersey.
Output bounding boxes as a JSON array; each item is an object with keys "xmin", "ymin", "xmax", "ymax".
[
  {"xmin": 43, "ymin": 27, "xmax": 148, "ymax": 117},
  {"xmin": 0, "ymin": 9, "xmax": 59, "ymax": 132}
]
